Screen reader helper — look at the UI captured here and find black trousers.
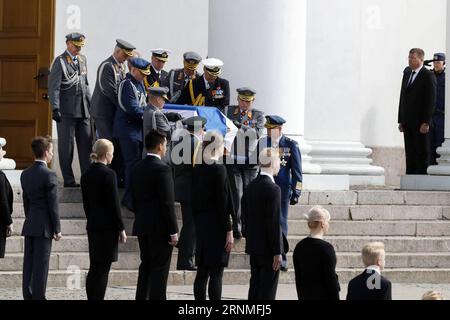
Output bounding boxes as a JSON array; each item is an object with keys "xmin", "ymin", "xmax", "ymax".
[
  {"xmin": 22, "ymin": 236, "xmax": 52, "ymax": 300},
  {"xmin": 403, "ymin": 125, "xmax": 430, "ymax": 174},
  {"xmin": 136, "ymin": 235, "xmax": 173, "ymax": 300},
  {"xmin": 194, "ymin": 266, "xmax": 224, "ymax": 300},
  {"xmin": 227, "ymin": 165, "xmax": 258, "ymax": 235},
  {"xmin": 248, "ymin": 255, "xmax": 280, "ymax": 300},
  {"xmin": 177, "ymin": 203, "xmax": 196, "ymax": 268},
  {"xmin": 85, "ymin": 230, "xmax": 118, "ymax": 300},
  {"xmin": 111, "ymin": 138, "xmax": 125, "ymax": 188}
]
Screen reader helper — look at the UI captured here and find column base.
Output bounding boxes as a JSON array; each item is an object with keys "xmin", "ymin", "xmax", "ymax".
[
  {"xmin": 308, "ymin": 140, "xmax": 385, "ymax": 186},
  {"xmin": 428, "ymin": 140, "xmax": 450, "ymax": 176},
  {"xmin": 401, "ymin": 175, "xmax": 450, "ymax": 191},
  {"xmin": 289, "ymin": 135, "xmax": 321, "ymax": 174},
  {"xmin": 3, "ymin": 170, "xmax": 23, "ymax": 187},
  {"xmin": 0, "ymin": 158, "xmax": 16, "ymax": 170},
  {"xmin": 303, "ymin": 174, "xmax": 350, "ymax": 191}
]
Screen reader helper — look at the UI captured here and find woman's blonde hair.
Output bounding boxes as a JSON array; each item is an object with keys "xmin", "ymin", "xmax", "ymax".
[
  {"xmin": 422, "ymin": 291, "xmax": 445, "ymax": 300},
  {"xmin": 90, "ymin": 139, "xmax": 114, "ymax": 162}
]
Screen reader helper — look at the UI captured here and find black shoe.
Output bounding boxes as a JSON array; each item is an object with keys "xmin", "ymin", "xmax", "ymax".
[
  {"xmin": 64, "ymin": 183, "xmax": 80, "ymax": 188},
  {"xmin": 280, "ymin": 266, "xmax": 288, "ymax": 272},
  {"xmin": 177, "ymin": 266, "xmax": 197, "ymax": 271}
]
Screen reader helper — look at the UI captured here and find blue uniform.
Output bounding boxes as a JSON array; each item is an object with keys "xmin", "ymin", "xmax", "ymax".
[
  {"xmin": 113, "ymin": 73, "xmax": 147, "ymax": 210},
  {"xmin": 430, "ymin": 69, "xmax": 446, "ymax": 165},
  {"xmin": 259, "ymin": 135, "xmax": 303, "ymax": 236}
]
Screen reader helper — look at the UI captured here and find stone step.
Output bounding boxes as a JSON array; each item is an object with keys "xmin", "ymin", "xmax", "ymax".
[
  {"xmin": 12, "ymin": 187, "xmax": 450, "ymax": 206},
  {"xmin": 11, "ymin": 202, "xmax": 450, "ymax": 223},
  {"xmin": 9, "ymin": 218, "xmax": 450, "ymax": 237},
  {"xmin": 1, "ymin": 268, "xmax": 450, "ymax": 288},
  {"xmin": 3, "ymin": 252, "xmax": 450, "ymax": 272},
  {"xmin": 5, "ymin": 235, "xmax": 450, "ymax": 254}
]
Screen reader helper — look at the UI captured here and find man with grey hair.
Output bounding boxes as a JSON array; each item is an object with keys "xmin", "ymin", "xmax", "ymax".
[
  {"xmin": 242, "ymin": 148, "xmax": 286, "ymax": 300},
  {"xmin": 346, "ymin": 242, "xmax": 392, "ymax": 300},
  {"xmin": 398, "ymin": 48, "xmax": 437, "ymax": 174}
]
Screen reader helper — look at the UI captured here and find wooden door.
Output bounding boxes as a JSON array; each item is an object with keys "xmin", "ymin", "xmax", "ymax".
[{"xmin": 0, "ymin": 0, "xmax": 55, "ymax": 168}]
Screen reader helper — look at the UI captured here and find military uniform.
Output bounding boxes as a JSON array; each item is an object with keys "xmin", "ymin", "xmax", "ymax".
[
  {"xmin": 223, "ymin": 88, "xmax": 266, "ymax": 237},
  {"xmin": 258, "ymin": 115, "xmax": 303, "ymax": 270},
  {"xmin": 430, "ymin": 53, "xmax": 446, "ymax": 165},
  {"xmin": 113, "ymin": 57, "xmax": 149, "ymax": 210},
  {"xmin": 166, "ymin": 51, "xmax": 202, "ymax": 103},
  {"xmin": 176, "ymin": 58, "xmax": 230, "ymax": 111},
  {"xmin": 48, "ymin": 33, "xmax": 92, "ymax": 187},
  {"xmin": 144, "ymin": 49, "xmax": 170, "ymax": 89},
  {"xmin": 91, "ymin": 39, "xmax": 135, "ymax": 140}
]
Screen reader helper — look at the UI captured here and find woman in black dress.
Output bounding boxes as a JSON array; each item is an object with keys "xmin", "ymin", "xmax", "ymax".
[
  {"xmin": 192, "ymin": 131, "xmax": 234, "ymax": 300},
  {"xmin": 81, "ymin": 139, "xmax": 127, "ymax": 300},
  {"xmin": 0, "ymin": 146, "xmax": 13, "ymax": 259},
  {"xmin": 293, "ymin": 206, "xmax": 340, "ymax": 300}
]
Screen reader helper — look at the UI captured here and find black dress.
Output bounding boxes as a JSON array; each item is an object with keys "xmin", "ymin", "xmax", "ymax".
[
  {"xmin": 293, "ymin": 237, "xmax": 340, "ymax": 300},
  {"xmin": 192, "ymin": 163, "xmax": 233, "ymax": 267},
  {"xmin": 0, "ymin": 170, "xmax": 13, "ymax": 259}
]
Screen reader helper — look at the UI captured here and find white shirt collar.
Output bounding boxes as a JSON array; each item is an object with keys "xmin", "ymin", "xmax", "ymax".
[
  {"xmin": 147, "ymin": 153, "xmax": 161, "ymax": 160},
  {"xmin": 366, "ymin": 265, "xmax": 381, "ymax": 275},
  {"xmin": 35, "ymin": 160, "xmax": 47, "ymax": 165},
  {"xmin": 260, "ymin": 171, "xmax": 275, "ymax": 183}
]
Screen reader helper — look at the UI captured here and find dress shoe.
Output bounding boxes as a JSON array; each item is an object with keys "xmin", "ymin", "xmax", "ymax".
[
  {"xmin": 177, "ymin": 266, "xmax": 197, "ymax": 271},
  {"xmin": 233, "ymin": 231, "xmax": 243, "ymax": 240},
  {"xmin": 64, "ymin": 183, "xmax": 80, "ymax": 188},
  {"xmin": 280, "ymin": 266, "xmax": 288, "ymax": 272}
]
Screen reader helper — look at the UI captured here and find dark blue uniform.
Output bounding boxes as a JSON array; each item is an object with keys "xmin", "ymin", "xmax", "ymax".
[
  {"xmin": 258, "ymin": 135, "xmax": 303, "ymax": 235},
  {"xmin": 113, "ymin": 73, "xmax": 147, "ymax": 210},
  {"xmin": 430, "ymin": 68, "xmax": 445, "ymax": 165}
]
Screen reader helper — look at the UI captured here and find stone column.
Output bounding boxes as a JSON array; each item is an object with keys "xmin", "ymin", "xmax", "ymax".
[
  {"xmin": 304, "ymin": 0, "xmax": 385, "ymax": 186},
  {"xmin": 0, "ymin": 138, "xmax": 16, "ymax": 170},
  {"xmin": 208, "ymin": 0, "xmax": 321, "ymax": 176}
]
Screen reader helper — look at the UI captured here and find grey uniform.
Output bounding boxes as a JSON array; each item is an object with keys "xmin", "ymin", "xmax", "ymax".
[
  {"xmin": 48, "ymin": 51, "xmax": 92, "ymax": 185},
  {"xmin": 91, "ymin": 56, "xmax": 126, "ymax": 140},
  {"xmin": 142, "ymin": 104, "xmax": 172, "ymax": 161},
  {"xmin": 165, "ymin": 68, "xmax": 200, "ymax": 103},
  {"xmin": 224, "ymin": 105, "xmax": 266, "ymax": 236}
]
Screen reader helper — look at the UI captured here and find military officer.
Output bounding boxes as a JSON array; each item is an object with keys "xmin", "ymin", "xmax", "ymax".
[
  {"xmin": 144, "ymin": 49, "xmax": 171, "ymax": 90},
  {"xmin": 166, "ymin": 51, "xmax": 202, "ymax": 103},
  {"xmin": 176, "ymin": 58, "xmax": 230, "ymax": 111},
  {"xmin": 224, "ymin": 88, "xmax": 266, "ymax": 239},
  {"xmin": 430, "ymin": 53, "xmax": 446, "ymax": 165},
  {"xmin": 113, "ymin": 57, "xmax": 150, "ymax": 210},
  {"xmin": 258, "ymin": 115, "xmax": 303, "ymax": 271},
  {"xmin": 91, "ymin": 39, "xmax": 135, "ymax": 187},
  {"xmin": 48, "ymin": 32, "xmax": 92, "ymax": 188},
  {"xmin": 142, "ymin": 87, "xmax": 182, "ymax": 161}
]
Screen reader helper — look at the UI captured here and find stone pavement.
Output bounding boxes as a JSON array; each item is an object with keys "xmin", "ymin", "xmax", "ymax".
[{"xmin": 1, "ymin": 284, "xmax": 450, "ymax": 300}]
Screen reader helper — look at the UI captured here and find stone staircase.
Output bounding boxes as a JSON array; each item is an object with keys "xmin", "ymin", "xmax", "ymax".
[{"xmin": 1, "ymin": 187, "xmax": 450, "ymax": 288}]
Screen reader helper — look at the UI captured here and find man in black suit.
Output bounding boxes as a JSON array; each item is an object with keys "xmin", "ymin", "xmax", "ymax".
[
  {"xmin": 398, "ymin": 48, "xmax": 437, "ymax": 174},
  {"xmin": 173, "ymin": 116, "xmax": 207, "ymax": 271},
  {"xmin": 176, "ymin": 58, "xmax": 230, "ymax": 111},
  {"xmin": 132, "ymin": 130, "xmax": 179, "ymax": 300},
  {"xmin": 242, "ymin": 148, "xmax": 285, "ymax": 300},
  {"xmin": 347, "ymin": 242, "xmax": 392, "ymax": 300},
  {"xmin": 21, "ymin": 136, "xmax": 62, "ymax": 300}
]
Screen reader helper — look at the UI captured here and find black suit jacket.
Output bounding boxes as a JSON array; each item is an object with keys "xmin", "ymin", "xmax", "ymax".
[
  {"xmin": 0, "ymin": 170, "xmax": 13, "ymax": 228},
  {"xmin": 242, "ymin": 175, "xmax": 284, "ymax": 256},
  {"xmin": 80, "ymin": 163, "xmax": 125, "ymax": 232},
  {"xmin": 176, "ymin": 75, "xmax": 230, "ymax": 110},
  {"xmin": 20, "ymin": 162, "xmax": 60, "ymax": 238},
  {"xmin": 131, "ymin": 155, "xmax": 178, "ymax": 238},
  {"xmin": 398, "ymin": 66, "xmax": 437, "ymax": 128},
  {"xmin": 347, "ymin": 269, "xmax": 392, "ymax": 300}
]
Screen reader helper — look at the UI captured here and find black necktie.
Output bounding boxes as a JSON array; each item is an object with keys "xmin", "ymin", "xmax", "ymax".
[{"xmin": 407, "ymin": 71, "xmax": 416, "ymax": 87}]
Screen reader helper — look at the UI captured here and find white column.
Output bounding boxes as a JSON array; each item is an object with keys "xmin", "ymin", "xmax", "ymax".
[
  {"xmin": 428, "ymin": 1, "xmax": 450, "ymax": 176},
  {"xmin": 208, "ymin": 0, "xmax": 321, "ymax": 175},
  {"xmin": 304, "ymin": 0, "xmax": 385, "ymax": 186}
]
